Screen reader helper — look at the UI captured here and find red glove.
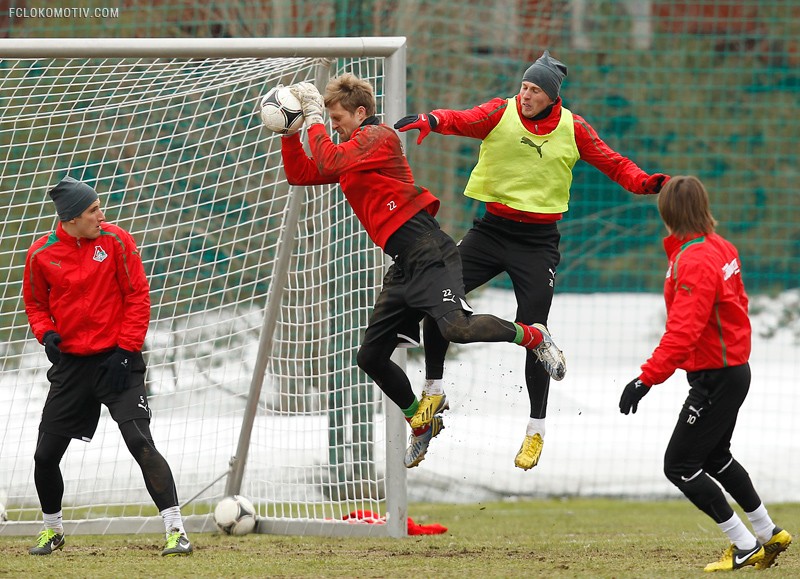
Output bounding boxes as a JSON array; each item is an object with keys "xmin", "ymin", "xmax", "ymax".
[
  {"xmin": 643, "ymin": 173, "xmax": 670, "ymax": 194},
  {"xmin": 393, "ymin": 113, "xmax": 438, "ymax": 145}
]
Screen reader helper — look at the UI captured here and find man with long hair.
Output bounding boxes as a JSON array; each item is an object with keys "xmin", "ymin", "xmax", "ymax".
[{"xmin": 618, "ymin": 175, "xmax": 791, "ymax": 572}]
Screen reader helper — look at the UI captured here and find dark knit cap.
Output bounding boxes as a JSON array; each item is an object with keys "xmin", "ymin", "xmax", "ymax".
[
  {"xmin": 49, "ymin": 176, "xmax": 98, "ymax": 221},
  {"xmin": 522, "ymin": 50, "xmax": 568, "ymax": 101}
]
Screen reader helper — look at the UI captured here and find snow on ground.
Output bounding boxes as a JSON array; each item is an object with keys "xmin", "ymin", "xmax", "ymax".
[{"xmin": 2, "ymin": 290, "xmax": 798, "ymax": 511}]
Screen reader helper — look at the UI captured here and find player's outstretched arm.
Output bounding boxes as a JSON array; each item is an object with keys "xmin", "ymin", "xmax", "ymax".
[
  {"xmin": 394, "ymin": 113, "xmax": 438, "ymax": 145},
  {"xmin": 642, "ymin": 173, "xmax": 670, "ymax": 195}
]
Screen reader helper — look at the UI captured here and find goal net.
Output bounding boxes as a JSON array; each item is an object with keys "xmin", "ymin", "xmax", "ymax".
[{"xmin": 0, "ymin": 38, "xmax": 408, "ymax": 538}]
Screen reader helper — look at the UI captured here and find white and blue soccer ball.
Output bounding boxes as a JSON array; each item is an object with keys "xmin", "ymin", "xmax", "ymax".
[
  {"xmin": 213, "ymin": 495, "xmax": 257, "ymax": 536},
  {"xmin": 260, "ymin": 85, "xmax": 305, "ymax": 135}
]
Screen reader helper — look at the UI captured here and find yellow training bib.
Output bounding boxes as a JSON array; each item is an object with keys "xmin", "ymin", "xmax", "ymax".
[{"xmin": 464, "ymin": 99, "xmax": 579, "ymax": 213}]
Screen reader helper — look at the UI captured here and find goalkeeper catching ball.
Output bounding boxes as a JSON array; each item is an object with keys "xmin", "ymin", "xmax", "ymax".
[{"xmin": 273, "ymin": 74, "xmax": 566, "ymax": 469}]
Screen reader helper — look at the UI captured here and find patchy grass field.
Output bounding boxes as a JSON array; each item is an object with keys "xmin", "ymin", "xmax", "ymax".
[{"xmin": 1, "ymin": 499, "xmax": 797, "ymax": 578}]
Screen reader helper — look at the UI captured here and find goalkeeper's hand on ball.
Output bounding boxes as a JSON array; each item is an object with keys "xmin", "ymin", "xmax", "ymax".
[
  {"xmin": 393, "ymin": 113, "xmax": 438, "ymax": 144},
  {"xmin": 619, "ymin": 377, "xmax": 651, "ymax": 415},
  {"xmin": 288, "ymin": 82, "xmax": 324, "ymax": 126}
]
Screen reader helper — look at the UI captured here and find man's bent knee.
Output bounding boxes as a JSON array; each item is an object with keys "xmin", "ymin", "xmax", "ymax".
[
  {"xmin": 357, "ymin": 343, "xmax": 389, "ymax": 377},
  {"xmin": 437, "ymin": 311, "xmax": 472, "ymax": 343},
  {"xmin": 664, "ymin": 456, "xmax": 704, "ymax": 489}
]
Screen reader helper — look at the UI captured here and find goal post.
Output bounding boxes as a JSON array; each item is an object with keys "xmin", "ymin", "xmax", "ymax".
[{"xmin": 0, "ymin": 37, "xmax": 409, "ymax": 538}]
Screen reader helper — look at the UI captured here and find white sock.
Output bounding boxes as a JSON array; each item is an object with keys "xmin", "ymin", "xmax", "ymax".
[
  {"xmin": 745, "ymin": 503, "xmax": 775, "ymax": 543},
  {"xmin": 160, "ymin": 506, "xmax": 186, "ymax": 537},
  {"xmin": 718, "ymin": 512, "xmax": 757, "ymax": 550},
  {"xmin": 423, "ymin": 379, "xmax": 444, "ymax": 396},
  {"xmin": 526, "ymin": 417, "xmax": 545, "ymax": 438},
  {"xmin": 43, "ymin": 510, "xmax": 63, "ymax": 533}
]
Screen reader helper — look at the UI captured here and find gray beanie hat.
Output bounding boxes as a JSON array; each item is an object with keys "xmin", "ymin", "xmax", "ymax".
[
  {"xmin": 49, "ymin": 176, "xmax": 98, "ymax": 221},
  {"xmin": 522, "ymin": 50, "xmax": 568, "ymax": 101}
]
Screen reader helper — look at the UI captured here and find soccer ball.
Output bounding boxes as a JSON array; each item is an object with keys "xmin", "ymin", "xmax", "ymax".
[
  {"xmin": 260, "ymin": 85, "xmax": 305, "ymax": 135},
  {"xmin": 213, "ymin": 495, "xmax": 257, "ymax": 536}
]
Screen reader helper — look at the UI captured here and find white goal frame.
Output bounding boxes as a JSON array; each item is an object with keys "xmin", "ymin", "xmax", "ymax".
[{"xmin": 0, "ymin": 37, "xmax": 409, "ymax": 539}]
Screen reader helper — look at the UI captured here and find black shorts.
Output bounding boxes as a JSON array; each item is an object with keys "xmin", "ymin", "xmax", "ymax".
[
  {"xmin": 458, "ymin": 213, "xmax": 561, "ymax": 324},
  {"xmin": 664, "ymin": 363, "xmax": 751, "ymax": 474},
  {"xmin": 363, "ymin": 228, "xmax": 472, "ymax": 348},
  {"xmin": 39, "ymin": 350, "xmax": 151, "ymax": 442}
]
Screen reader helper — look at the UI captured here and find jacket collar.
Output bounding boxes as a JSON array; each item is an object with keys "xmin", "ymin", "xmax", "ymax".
[
  {"xmin": 55, "ymin": 222, "xmax": 80, "ymax": 246},
  {"xmin": 348, "ymin": 115, "xmax": 380, "ymax": 140},
  {"xmin": 55, "ymin": 221, "xmax": 105, "ymax": 246},
  {"xmin": 361, "ymin": 115, "xmax": 380, "ymax": 127},
  {"xmin": 663, "ymin": 232, "xmax": 706, "ymax": 256},
  {"xmin": 350, "ymin": 115, "xmax": 381, "ymax": 139}
]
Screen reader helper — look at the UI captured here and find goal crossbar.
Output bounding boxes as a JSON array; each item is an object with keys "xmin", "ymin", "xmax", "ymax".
[{"xmin": 0, "ymin": 37, "xmax": 407, "ymax": 58}]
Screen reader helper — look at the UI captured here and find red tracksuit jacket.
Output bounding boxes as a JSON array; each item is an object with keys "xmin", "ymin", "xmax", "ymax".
[
  {"xmin": 431, "ymin": 96, "xmax": 656, "ymax": 222},
  {"xmin": 639, "ymin": 232, "xmax": 751, "ymax": 386},
  {"xmin": 23, "ymin": 222, "xmax": 151, "ymax": 355},
  {"xmin": 280, "ymin": 117, "xmax": 440, "ymax": 251}
]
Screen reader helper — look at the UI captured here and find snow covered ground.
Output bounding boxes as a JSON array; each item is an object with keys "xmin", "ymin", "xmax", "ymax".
[
  {"xmin": 2, "ymin": 289, "xmax": 798, "ymax": 516},
  {"xmin": 406, "ymin": 290, "xmax": 800, "ymax": 503}
]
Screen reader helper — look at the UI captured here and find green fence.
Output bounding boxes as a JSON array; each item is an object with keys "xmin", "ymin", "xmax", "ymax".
[{"xmin": 3, "ymin": 0, "xmax": 798, "ymax": 293}]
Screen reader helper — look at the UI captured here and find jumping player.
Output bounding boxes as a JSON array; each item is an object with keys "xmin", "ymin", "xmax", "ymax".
[
  {"xmin": 395, "ymin": 50, "xmax": 670, "ymax": 470},
  {"xmin": 275, "ymin": 74, "xmax": 566, "ymax": 468}
]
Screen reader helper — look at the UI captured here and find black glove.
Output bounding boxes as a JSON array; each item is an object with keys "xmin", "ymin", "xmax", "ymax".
[
  {"xmin": 643, "ymin": 173, "xmax": 670, "ymax": 194},
  {"xmin": 99, "ymin": 347, "xmax": 136, "ymax": 392},
  {"xmin": 43, "ymin": 330, "xmax": 62, "ymax": 365},
  {"xmin": 619, "ymin": 378, "xmax": 651, "ymax": 415},
  {"xmin": 393, "ymin": 113, "xmax": 438, "ymax": 145}
]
